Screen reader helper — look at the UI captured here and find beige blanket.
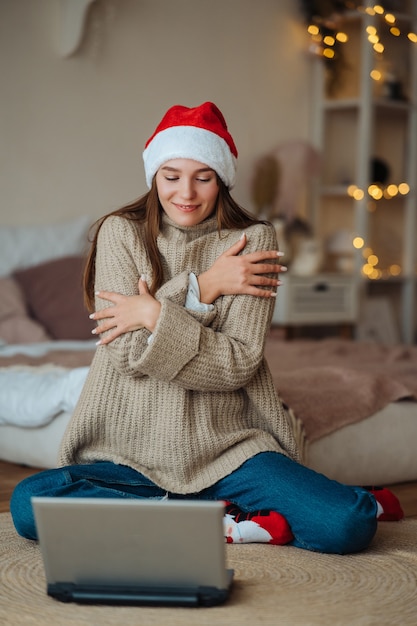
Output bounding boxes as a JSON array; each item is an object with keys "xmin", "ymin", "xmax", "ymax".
[{"xmin": 265, "ymin": 333, "xmax": 417, "ymax": 442}]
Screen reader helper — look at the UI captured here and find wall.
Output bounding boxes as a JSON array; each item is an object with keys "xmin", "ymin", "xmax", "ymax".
[{"xmin": 0, "ymin": 0, "xmax": 311, "ymax": 226}]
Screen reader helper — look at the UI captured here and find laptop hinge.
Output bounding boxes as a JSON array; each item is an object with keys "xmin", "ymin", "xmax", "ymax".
[{"xmin": 47, "ymin": 583, "xmax": 228, "ymax": 607}]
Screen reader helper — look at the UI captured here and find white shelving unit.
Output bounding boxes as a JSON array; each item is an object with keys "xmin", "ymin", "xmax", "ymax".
[{"xmin": 310, "ymin": 0, "xmax": 417, "ymax": 343}]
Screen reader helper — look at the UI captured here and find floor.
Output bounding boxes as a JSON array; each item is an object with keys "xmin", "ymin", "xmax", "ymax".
[{"xmin": 1, "ymin": 460, "xmax": 416, "ymax": 518}]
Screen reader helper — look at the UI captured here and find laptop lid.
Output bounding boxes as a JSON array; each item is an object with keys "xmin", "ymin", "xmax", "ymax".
[{"xmin": 32, "ymin": 497, "xmax": 233, "ymax": 607}]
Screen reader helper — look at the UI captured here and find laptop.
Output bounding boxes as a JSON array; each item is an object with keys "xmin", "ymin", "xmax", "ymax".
[{"xmin": 32, "ymin": 497, "xmax": 234, "ymax": 607}]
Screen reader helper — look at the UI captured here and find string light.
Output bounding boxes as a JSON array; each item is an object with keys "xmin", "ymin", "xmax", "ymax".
[
  {"xmin": 305, "ymin": 3, "xmax": 417, "ymax": 63},
  {"xmin": 389, "ymin": 264, "xmax": 401, "ymax": 276},
  {"xmin": 336, "ymin": 32, "xmax": 348, "ymax": 43},
  {"xmin": 303, "ymin": 3, "xmax": 412, "ymax": 281},
  {"xmin": 349, "ymin": 182, "xmax": 410, "ymax": 201},
  {"xmin": 370, "ymin": 69, "xmax": 382, "ymax": 81}
]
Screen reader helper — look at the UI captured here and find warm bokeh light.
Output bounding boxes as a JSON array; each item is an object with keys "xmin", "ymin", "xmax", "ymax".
[
  {"xmin": 323, "ymin": 48, "xmax": 335, "ymax": 59},
  {"xmin": 353, "ymin": 237, "xmax": 365, "ymax": 249},
  {"xmin": 362, "ymin": 263, "xmax": 374, "ymax": 276},
  {"xmin": 398, "ymin": 182, "xmax": 410, "ymax": 194},
  {"xmin": 362, "ymin": 264, "xmax": 382, "ymax": 279},
  {"xmin": 389, "ymin": 264, "xmax": 401, "ymax": 276},
  {"xmin": 336, "ymin": 32, "xmax": 348, "ymax": 43},
  {"xmin": 353, "ymin": 188, "xmax": 365, "ymax": 200},
  {"xmin": 385, "ymin": 13, "xmax": 396, "ymax": 25},
  {"xmin": 387, "ymin": 184, "xmax": 399, "ymax": 196},
  {"xmin": 308, "ymin": 24, "xmax": 319, "ymax": 36},
  {"xmin": 390, "ymin": 27, "xmax": 401, "ymax": 37},
  {"xmin": 373, "ymin": 42, "xmax": 384, "ymax": 53},
  {"xmin": 368, "ymin": 184, "xmax": 383, "ymax": 199},
  {"xmin": 408, "ymin": 32, "xmax": 417, "ymax": 43},
  {"xmin": 323, "ymin": 35, "xmax": 335, "ymax": 46},
  {"xmin": 368, "ymin": 254, "xmax": 379, "ymax": 266},
  {"xmin": 370, "ymin": 69, "xmax": 382, "ymax": 80},
  {"xmin": 373, "ymin": 5, "xmax": 384, "ymax": 14}
]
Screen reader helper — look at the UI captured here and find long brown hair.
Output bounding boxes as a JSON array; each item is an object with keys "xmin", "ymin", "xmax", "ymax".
[{"xmin": 83, "ymin": 177, "xmax": 264, "ymax": 312}]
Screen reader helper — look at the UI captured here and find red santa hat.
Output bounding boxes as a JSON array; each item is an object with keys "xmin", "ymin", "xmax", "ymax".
[{"xmin": 142, "ymin": 102, "xmax": 238, "ymax": 189}]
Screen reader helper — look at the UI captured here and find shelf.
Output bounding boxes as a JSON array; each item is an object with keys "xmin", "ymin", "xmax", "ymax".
[{"xmin": 310, "ymin": 0, "xmax": 417, "ymax": 343}]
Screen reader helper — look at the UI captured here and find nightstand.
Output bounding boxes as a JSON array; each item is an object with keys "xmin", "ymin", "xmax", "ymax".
[{"xmin": 272, "ymin": 273, "xmax": 358, "ymax": 338}]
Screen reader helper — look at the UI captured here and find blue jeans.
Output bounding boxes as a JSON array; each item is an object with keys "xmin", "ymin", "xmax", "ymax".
[{"xmin": 10, "ymin": 452, "xmax": 377, "ymax": 554}]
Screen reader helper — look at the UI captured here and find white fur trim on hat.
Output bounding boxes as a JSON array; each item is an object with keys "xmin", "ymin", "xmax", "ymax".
[{"xmin": 142, "ymin": 125, "xmax": 237, "ymax": 189}]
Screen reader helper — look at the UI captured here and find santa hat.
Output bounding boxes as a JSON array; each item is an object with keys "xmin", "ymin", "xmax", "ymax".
[{"xmin": 142, "ymin": 102, "xmax": 238, "ymax": 189}]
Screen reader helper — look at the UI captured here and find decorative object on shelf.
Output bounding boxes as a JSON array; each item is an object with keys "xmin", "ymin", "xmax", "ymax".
[
  {"xmin": 326, "ymin": 229, "xmax": 355, "ymax": 273},
  {"xmin": 300, "ymin": 1, "xmax": 417, "ymax": 96},
  {"xmin": 382, "ymin": 69, "xmax": 406, "ymax": 100},
  {"xmin": 269, "ymin": 217, "xmax": 315, "ymax": 267},
  {"xmin": 370, "ymin": 156, "xmax": 390, "ymax": 184},
  {"xmin": 290, "ymin": 237, "xmax": 324, "ymax": 276}
]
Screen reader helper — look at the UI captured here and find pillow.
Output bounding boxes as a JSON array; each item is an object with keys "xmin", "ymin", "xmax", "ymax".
[
  {"xmin": 14, "ymin": 256, "xmax": 95, "ymax": 340},
  {"xmin": 0, "ymin": 215, "xmax": 92, "ymax": 277},
  {"xmin": 0, "ymin": 277, "xmax": 51, "ymax": 344}
]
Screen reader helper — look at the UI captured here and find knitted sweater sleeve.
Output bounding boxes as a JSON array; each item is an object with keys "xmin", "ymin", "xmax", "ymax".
[
  {"xmin": 98, "ymin": 218, "xmax": 279, "ymax": 392},
  {"xmin": 94, "ymin": 216, "xmax": 216, "ymax": 374}
]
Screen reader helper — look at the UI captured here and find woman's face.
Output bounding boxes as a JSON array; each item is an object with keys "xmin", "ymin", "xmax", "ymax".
[{"xmin": 155, "ymin": 159, "xmax": 219, "ymax": 227}]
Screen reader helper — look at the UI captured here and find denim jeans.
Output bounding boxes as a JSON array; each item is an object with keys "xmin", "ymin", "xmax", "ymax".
[{"xmin": 10, "ymin": 452, "xmax": 377, "ymax": 554}]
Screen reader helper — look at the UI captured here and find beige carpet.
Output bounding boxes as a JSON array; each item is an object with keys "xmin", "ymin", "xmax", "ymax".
[{"xmin": 1, "ymin": 512, "xmax": 416, "ymax": 626}]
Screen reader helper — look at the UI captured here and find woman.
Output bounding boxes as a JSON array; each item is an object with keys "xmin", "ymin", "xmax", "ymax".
[{"xmin": 11, "ymin": 102, "xmax": 379, "ymax": 553}]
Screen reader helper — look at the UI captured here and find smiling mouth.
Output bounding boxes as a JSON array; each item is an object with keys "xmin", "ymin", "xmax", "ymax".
[{"xmin": 174, "ymin": 204, "xmax": 200, "ymax": 212}]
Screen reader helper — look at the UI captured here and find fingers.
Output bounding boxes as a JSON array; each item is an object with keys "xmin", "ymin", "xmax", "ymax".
[
  {"xmin": 94, "ymin": 289, "xmax": 122, "ymax": 303},
  {"xmin": 138, "ymin": 274, "xmax": 150, "ymax": 294},
  {"xmin": 89, "ymin": 306, "xmax": 114, "ymax": 322},
  {"xmin": 94, "ymin": 331, "xmax": 118, "ymax": 346},
  {"xmin": 250, "ymin": 262, "xmax": 287, "ymax": 275},
  {"xmin": 244, "ymin": 250, "xmax": 285, "ymax": 264},
  {"xmin": 242, "ymin": 285, "xmax": 280, "ymax": 298}
]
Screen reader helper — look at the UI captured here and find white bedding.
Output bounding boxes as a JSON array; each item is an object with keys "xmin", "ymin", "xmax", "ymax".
[
  {"xmin": 0, "ymin": 340, "xmax": 94, "ymax": 427},
  {"xmin": 0, "ymin": 365, "xmax": 88, "ymax": 427},
  {"xmin": 0, "ymin": 339, "xmax": 96, "ymax": 357}
]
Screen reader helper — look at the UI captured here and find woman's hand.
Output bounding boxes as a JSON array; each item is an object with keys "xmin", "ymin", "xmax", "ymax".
[
  {"xmin": 197, "ymin": 233, "xmax": 286, "ymax": 304},
  {"xmin": 90, "ymin": 276, "xmax": 161, "ymax": 345}
]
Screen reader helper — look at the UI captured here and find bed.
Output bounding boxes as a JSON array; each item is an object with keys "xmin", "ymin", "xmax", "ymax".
[{"xmin": 1, "ymin": 216, "xmax": 417, "ymax": 486}]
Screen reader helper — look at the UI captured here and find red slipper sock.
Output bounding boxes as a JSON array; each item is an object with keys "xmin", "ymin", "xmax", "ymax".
[
  {"xmin": 364, "ymin": 486, "xmax": 404, "ymax": 521},
  {"xmin": 223, "ymin": 502, "xmax": 293, "ymax": 545}
]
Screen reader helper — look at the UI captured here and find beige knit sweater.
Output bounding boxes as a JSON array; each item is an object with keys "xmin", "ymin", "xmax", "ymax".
[{"xmin": 58, "ymin": 213, "xmax": 300, "ymax": 493}]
